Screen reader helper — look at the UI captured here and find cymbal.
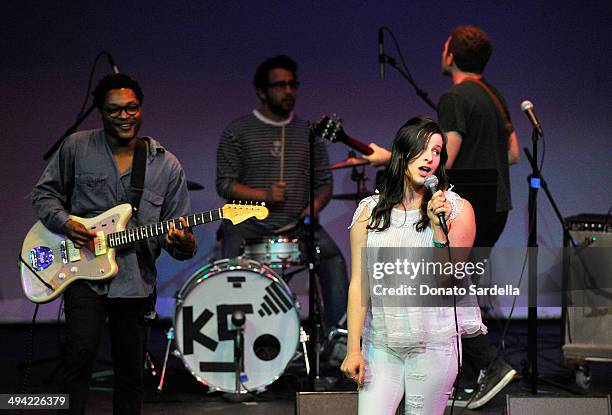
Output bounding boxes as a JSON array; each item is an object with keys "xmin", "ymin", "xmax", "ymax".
[
  {"xmin": 316, "ymin": 156, "xmax": 369, "ymax": 171},
  {"xmin": 332, "ymin": 191, "xmax": 372, "ymax": 201},
  {"xmin": 187, "ymin": 180, "xmax": 205, "ymax": 191}
]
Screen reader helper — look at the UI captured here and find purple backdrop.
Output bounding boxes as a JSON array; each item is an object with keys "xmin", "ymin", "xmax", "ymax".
[{"xmin": 2, "ymin": 1, "xmax": 610, "ymax": 321}]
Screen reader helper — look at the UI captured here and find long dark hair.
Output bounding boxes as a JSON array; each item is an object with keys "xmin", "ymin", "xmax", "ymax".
[{"xmin": 368, "ymin": 116, "xmax": 449, "ymax": 232}]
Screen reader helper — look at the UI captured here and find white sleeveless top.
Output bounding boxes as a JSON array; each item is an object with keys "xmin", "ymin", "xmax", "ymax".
[{"xmin": 349, "ymin": 191, "xmax": 487, "ymax": 348}]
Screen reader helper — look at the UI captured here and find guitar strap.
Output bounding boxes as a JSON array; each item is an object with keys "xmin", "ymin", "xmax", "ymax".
[
  {"xmin": 463, "ymin": 78, "xmax": 514, "ymax": 136},
  {"xmin": 129, "ymin": 137, "xmax": 148, "ymax": 216}
]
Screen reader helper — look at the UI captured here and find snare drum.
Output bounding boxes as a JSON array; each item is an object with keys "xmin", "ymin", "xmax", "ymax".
[
  {"xmin": 242, "ymin": 236, "xmax": 302, "ymax": 268},
  {"xmin": 174, "ymin": 258, "xmax": 301, "ymax": 392}
]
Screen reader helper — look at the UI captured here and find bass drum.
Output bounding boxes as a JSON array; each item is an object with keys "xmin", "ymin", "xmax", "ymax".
[{"xmin": 174, "ymin": 257, "xmax": 301, "ymax": 393}]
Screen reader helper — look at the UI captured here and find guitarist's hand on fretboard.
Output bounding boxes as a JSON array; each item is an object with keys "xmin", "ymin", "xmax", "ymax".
[{"xmin": 165, "ymin": 217, "xmax": 197, "ymax": 260}]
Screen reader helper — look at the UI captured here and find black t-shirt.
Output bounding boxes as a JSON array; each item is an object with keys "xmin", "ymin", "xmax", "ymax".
[{"xmin": 438, "ymin": 79, "xmax": 512, "ymax": 212}]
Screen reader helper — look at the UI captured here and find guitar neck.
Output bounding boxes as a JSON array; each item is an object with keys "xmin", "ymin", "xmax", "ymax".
[
  {"xmin": 107, "ymin": 209, "xmax": 222, "ymax": 248},
  {"xmin": 337, "ymin": 131, "xmax": 374, "ymax": 155}
]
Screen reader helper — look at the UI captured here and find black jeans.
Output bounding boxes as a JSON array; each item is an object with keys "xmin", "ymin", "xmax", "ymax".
[
  {"xmin": 218, "ymin": 220, "xmax": 349, "ymax": 329},
  {"xmin": 460, "ymin": 210, "xmax": 509, "ymax": 387},
  {"xmin": 60, "ymin": 282, "xmax": 151, "ymax": 414}
]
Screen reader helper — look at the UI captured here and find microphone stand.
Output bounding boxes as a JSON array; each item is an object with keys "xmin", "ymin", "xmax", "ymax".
[
  {"xmin": 522, "ymin": 147, "xmax": 586, "ymax": 395},
  {"xmin": 522, "ymin": 148, "xmax": 607, "ymax": 396},
  {"xmin": 526, "ymin": 127, "xmax": 541, "ymax": 394},
  {"xmin": 43, "ymin": 104, "xmax": 97, "ymax": 160},
  {"xmin": 382, "ymin": 54, "xmax": 437, "ymax": 111},
  {"xmin": 43, "ymin": 50, "xmax": 118, "ymax": 160}
]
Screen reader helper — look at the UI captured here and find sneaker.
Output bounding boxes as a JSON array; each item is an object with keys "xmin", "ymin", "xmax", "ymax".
[
  {"xmin": 447, "ymin": 387, "xmax": 476, "ymax": 407},
  {"xmin": 468, "ymin": 360, "xmax": 518, "ymax": 409}
]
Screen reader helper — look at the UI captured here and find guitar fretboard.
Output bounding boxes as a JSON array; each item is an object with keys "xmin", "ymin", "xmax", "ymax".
[{"xmin": 107, "ymin": 209, "xmax": 223, "ymax": 248}]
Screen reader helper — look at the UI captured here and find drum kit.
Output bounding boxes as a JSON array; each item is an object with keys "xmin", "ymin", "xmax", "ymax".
[{"xmin": 156, "ymin": 149, "xmax": 372, "ymax": 396}]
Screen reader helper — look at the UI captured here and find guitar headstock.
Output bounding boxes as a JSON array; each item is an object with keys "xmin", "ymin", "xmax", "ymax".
[
  {"xmin": 221, "ymin": 202, "xmax": 269, "ymax": 225},
  {"xmin": 313, "ymin": 115, "xmax": 345, "ymax": 143}
]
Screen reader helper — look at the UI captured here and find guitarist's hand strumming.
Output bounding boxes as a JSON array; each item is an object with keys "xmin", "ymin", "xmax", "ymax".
[{"xmin": 62, "ymin": 219, "xmax": 97, "ymax": 249}]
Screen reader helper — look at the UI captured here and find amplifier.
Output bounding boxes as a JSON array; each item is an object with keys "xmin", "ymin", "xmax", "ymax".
[
  {"xmin": 564, "ymin": 214, "xmax": 612, "ymax": 364},
  {"xmin": 565, "ymin": 213, "xmax": 610, "ymax": 233}
]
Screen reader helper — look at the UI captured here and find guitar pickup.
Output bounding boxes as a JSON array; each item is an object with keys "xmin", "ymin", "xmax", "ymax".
[
  {"xmin": 60, "ymin": 240, "xmax": 68, "ymax": 264},
  {"xmin": 64, "ymin": 240, "xmax": 81, "ymax": 263},
  {"xmin": 94, "ymin": 231, "xmax": 107, "ymax": 256}
]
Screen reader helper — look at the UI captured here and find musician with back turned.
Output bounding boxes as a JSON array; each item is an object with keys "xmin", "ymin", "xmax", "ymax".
[
  {"xmin": 365, "ymin": 25, "xmax": 520, "ymax": 409},
  {"xmin": 31, "ymin": 73, "xmax": 196, "ymax": 414},
  {"xmin": 215, "ymin": 55, "xmax": 349, "ymax": 330}
]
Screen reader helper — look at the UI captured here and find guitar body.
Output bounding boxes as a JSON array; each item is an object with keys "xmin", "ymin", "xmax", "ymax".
[
  {"xmin": 20, "ymin": 204, "xmax": 132, "ymax": 303},
  {"xmin": 20, "ymin": 201, "xmax": 269, "ymax": 304}
]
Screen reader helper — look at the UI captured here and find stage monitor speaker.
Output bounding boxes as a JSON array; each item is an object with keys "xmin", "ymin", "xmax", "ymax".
[
  {"xmin": 296, "ymin": 392, "xmax": 403, "ymax": 415},
  {"xmin": 506, "ymin": 395, "xmax": 611, "ymax": 414}
]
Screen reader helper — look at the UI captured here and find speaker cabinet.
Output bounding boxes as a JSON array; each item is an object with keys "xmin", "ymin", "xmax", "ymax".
[
  {"xmin": 564, "ymin": 228, "xmax": 612, "ymax": 363},
  {"xmin": 506, "ymin": 395, "xmax": 611, "ymax": 414}
]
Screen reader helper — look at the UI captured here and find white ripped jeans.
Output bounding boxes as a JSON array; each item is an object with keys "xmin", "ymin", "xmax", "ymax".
[{"xmin": 358, "ymin": 339, "xmax": 460, "ymax": 415}]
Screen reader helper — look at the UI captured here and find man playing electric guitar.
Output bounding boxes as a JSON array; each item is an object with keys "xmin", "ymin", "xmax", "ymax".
[{"xmin": 31, "ymin": 74, "xmax": 196, "ymax": 415}]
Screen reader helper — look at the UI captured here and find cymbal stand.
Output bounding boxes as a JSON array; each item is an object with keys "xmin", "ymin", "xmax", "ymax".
[
  {"xmin": 347, "ymin": 150, "xmax": 369, "ymax": 204},
  {"xmin": 156, "ymin": 327, "xmax": 174, "ymax": 392}
]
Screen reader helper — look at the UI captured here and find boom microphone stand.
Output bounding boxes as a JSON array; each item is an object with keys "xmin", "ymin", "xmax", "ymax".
[
  {"xmin": 43, "ymin": 51, "xmax": 119, "ymax": 160},
  {"xmin": 378, "ymin": 26, "xmax": 437, "ymax": 111}
]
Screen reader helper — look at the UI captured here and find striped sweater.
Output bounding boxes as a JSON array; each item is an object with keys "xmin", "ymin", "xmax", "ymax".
[{"xmin": 216, "ymin": 110, "xmax": 332, "ymax": 231}]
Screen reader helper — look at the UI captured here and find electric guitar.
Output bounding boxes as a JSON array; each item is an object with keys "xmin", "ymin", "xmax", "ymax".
[
  {"xmin": 313, "ymin": 115, "xmax": 374, "ymax": 155},
  {"xmin": 20, "ymin": 203, "xmax": 268, "ymax": 304}
]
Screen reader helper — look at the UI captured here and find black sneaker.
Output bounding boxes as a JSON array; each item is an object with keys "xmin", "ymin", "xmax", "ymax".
[
  {"xmin": 447, "ymin": 387, "xmax": 476, "ymax": 408},
  {"xmin": 467, "ymin": 360, "xmax": 518, "ymax": 409}
]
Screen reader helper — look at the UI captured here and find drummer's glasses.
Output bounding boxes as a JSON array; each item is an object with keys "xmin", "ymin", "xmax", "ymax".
[
  {"xmin": 267, "ymin": 80, "xmax": 300, "ymax": 90},
  {"xmin": 104, "ymin": 103, "xmax": 141, "ymax": 118}
]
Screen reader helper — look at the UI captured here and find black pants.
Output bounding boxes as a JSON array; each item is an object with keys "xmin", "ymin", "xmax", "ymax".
[
  {"xmin": 60, "ymin": 282, "xmax": 151, "ymax": 414},
  {"xmin": 460, "ymin": 210, "xmax": 509, "ymax": 387},
  {"xmin": 218, "ymin": 220, "xmax": 349, "ymax": 329}
]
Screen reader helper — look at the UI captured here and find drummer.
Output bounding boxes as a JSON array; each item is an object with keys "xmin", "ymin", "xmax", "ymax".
[{"xmin": 215, "ymin": 55, "xmax": 348, "ymax": 330}]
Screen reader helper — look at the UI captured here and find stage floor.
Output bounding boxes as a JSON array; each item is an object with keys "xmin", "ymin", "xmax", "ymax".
[{"xmin": 3, "ymin": 319, "xmax": 611, "ymax": 414}]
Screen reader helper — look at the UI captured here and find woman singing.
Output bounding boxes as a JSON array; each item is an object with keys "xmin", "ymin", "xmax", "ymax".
[{"xmin": 341, "ymin": 116, "xmax": 486, "ymax": 414}]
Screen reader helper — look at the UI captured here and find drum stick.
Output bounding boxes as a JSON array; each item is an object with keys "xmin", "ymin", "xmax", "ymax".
[{"xmin": 280, "ymin": 125, "xmax": 285, "ymax": 182}]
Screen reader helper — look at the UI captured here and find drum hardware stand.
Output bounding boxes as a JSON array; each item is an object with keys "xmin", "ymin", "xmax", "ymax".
[
  {"xmin": 348, "ymin": 150, "xmax": 370, "ymax": 204},
  {"xmin": 279, "ymin": 264, "xmax": 307, "ymax": 284},
  {"xmin": 306, "ymin": 122, "xmax": 323, "ymax": 390},
  {"xmin": 232, "ymin": 310, "xmax": 246, "ymax": 395},
  {"xmin": 299, "ymin": 327, "xmax": 311, "ymax": 374},
  {"xmin": 306, "ymin": 124, "xmax": 342, "ymax": 391},
  {"xmin": 222, "ymin": 310, "xmax": 254, "ymax": 403},
  {"xmin": 156, "ymin": 327, "xmax": 174, "ymax": 393}
]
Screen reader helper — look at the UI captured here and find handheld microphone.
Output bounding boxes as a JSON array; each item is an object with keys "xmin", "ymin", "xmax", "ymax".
[
  {"xmin": 423, "ymin": 175, "xmax": 449, "ymax": 236},
  {"xmin": 105, "ymin": 52, "xmax": 120, "ymax": 74},
  {"xmin": 520, "ymin": 100, "xmax": 543, "ymax": 135},
  {"xmin": 378, "ymin": 28, "xmax": 385, "ymax": 80}
]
